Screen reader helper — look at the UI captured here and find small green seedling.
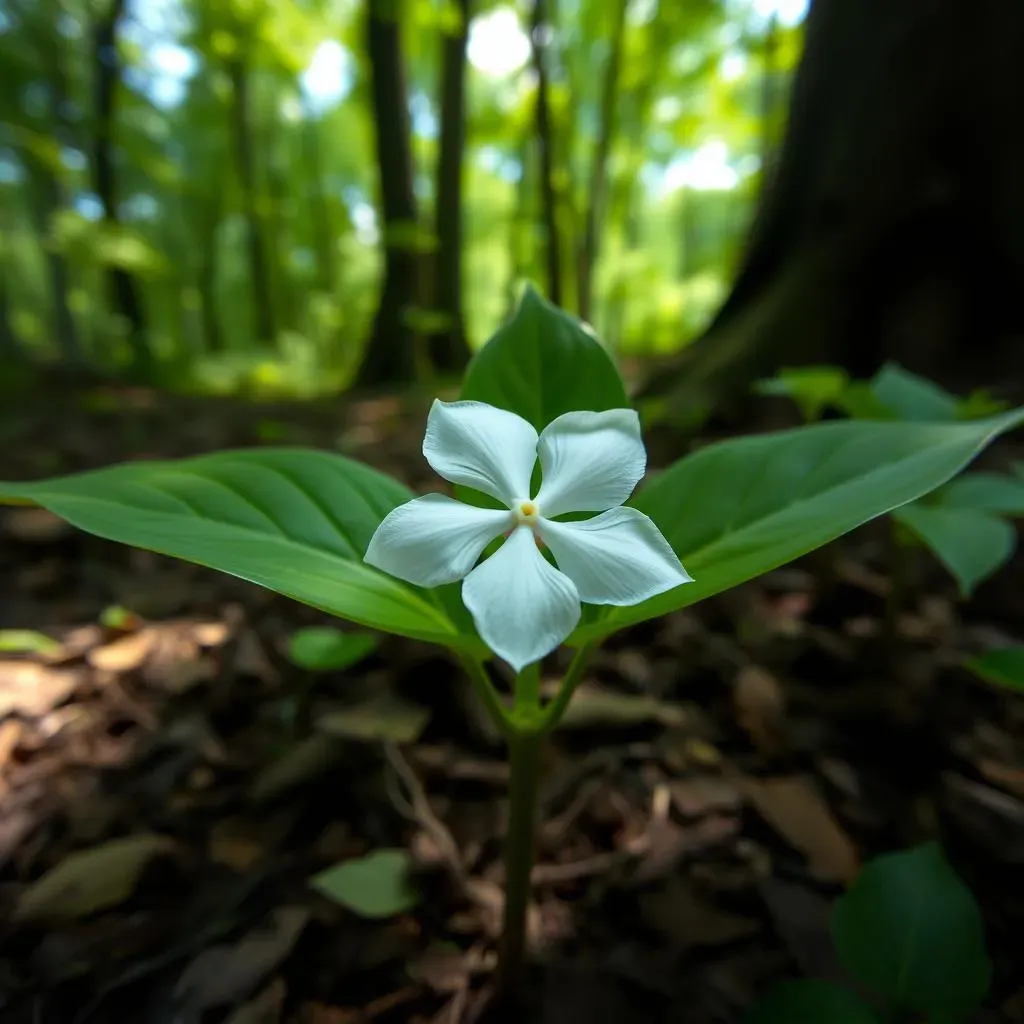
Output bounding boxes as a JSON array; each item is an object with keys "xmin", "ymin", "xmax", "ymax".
[
  {"xmin": 965, "ymin": 646, "xmax": 1024, "ymax": 694},
  {"xmin": 287, "ymin": 626, "xmax": 379, "ymax": 672},
  {"xmin": 4, "ymin": 288, "xmax": 1024, "ymax": 995},
  {"xmin": 746, "ymin": 843, "xmax": 991, "ymax": 1023},
  {"xmin": 757, "ymin": 362, "xmax": 1024, "ymax": 599},
  {"xmin": 0, "ymin": 629, "xmax": 62, "ymax": 657}
]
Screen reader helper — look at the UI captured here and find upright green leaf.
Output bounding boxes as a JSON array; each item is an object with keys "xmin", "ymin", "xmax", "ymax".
[
  {"xmin": 460, "ymin": 284, "xmax": 628, "ymax": 429},
  {"xmin": 894, "ymin": 504, "xmax": 1015, "ymax": 596},
  {"xmin": 744, "ymin": 981, "xmax": 880, "ymax": 1024},
  {"xmin": 870, "ymin": 363, "xmax": 959, "ymax": 421},
  {"xmin": 0, "ymin": 450, "xmax": 467, "ymax": 650},
  {"xmin": 935, "ymin": 472, "xmax": 1024, "ymax": 515},
  {"xmin": 572, "ymin": 408, "xmax": 1024, "ymax": 642},
  {"xmin": 831, "ymin": 843, "xmax": 991, "ymax": 1020},
  {"xmin": 964, "ymin": 646, "xmax": 1024, "ymax": 693}
]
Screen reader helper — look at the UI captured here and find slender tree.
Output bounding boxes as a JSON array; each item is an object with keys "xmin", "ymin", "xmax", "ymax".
[{"xmin": 357, "ymin": 0, "xmax": 420, "ymax": 388}]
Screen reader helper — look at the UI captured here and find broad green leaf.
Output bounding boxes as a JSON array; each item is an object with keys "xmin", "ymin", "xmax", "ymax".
[
  {"xmin": 574, "ymin": 408, "xmax": 1024, "ymax": 642},
  {"xmin": 288, "ymin": 627, "xmax": 379, "ymax": 671},
  {"xmin": 0, "ymin": 450, "xmax": 466, "ymax": 650},
  {"xmin": 894, "ymin": 504, "xmax": 1015, "ymax": 596},
  {"xmin": 964, "ymin": 647, "xmax": 1024, "ymax": 693},
  {"xmin": 459, "ymin": 284, "xmax": 628, "ymax": 430},
  {"xmin": 310, "ymin": 849, "xmax": 418, "ymax": 919},
  {"xmin": 832, "ymin": 843, "xmax": 991, "ymax": 1019},
  {"xmin": 870, "ymin": 363, "xmax": 959, "ymax": 421},
  {"xmin": 743, "ymin": 981, "xmax": 880, "ymax": 1024},
  {"xmin": 934, "ymin": 472, "xmax": 1024, "ymax": 515}
]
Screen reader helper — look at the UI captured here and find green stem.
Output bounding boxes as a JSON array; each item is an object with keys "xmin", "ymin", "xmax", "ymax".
[
  {"xmin": 539, "ymin": 642, "xmax": 594, "ymax": 733},
  {"xmin": 498, "ymin": 727, "xmax": 543, "ymax": 994},
  {"xmin": 456, "ymin": 653, "xmax": 512, "ymax": 737},
  {"xmin": 515, "ymin": 660, "xmax": 540, "ymax": 713}
]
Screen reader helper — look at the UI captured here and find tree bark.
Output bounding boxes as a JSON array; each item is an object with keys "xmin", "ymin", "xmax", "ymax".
[
  {"xmin": 642, "ymin": 0, "xmax": 1024, "ymax": 410},
  {"xmin": 356, "ymin": 0, "xmax": 420, "ymax": 388},
  {"xmin": 227, "ymin": 49, "xmax": 276, "ymax": 346},
  {"xmin": 92, "ymin": 0, "xmax": 151, "ymax": 377},
  {"xmin": 428, "ymin": 0, "xmax": 473, "ymax": 374},
  {"xmin": 528, "ymin": 0, "xmax": 563, "ymax": 307},
  {"xmin": 301, "ymin": 110, "xmax": 337, "ymax": 296},
  {"xmin": 577, "ymin": 0, "xmax": 629, "ymax": 325}
]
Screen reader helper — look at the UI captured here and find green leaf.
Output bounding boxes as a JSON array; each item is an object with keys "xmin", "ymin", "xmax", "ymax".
[
  {"xmin": 933, "ymin": 472, "xmax": 1024, "ymax": 515},
  {"xmin": 310, "ymin": 849, "xmax": 419, "ymax": 918},
  {"xmin": 894, "ymin": 504, "xmax": 1015, "ymax": 596},
  {"xmin": 575, "ymin": 408, "xmax": 1024, "ymax": 642},
  {"xmin": 0, "ymin": 630, "xmax": 61, "ymax": 657},
  {"xmin": 831, "ymin": 843, "xmax": 991, "ymax": 1019},
  {"xmin": 964, "ymin": 647, "xmax": 1024, "ymax": 693},
  {"xmin": 0, "ymin": 450, "xmax": 467, "ymax": 651},
  {"xmin": 288, "ymin": 627, "xmax": 379, "ymax": 672},
  {"xmin": 753, "ymin": 366, "xmax": 850, "ymax": 422},
  {"xmin": 870, "ymin": 363, "xmax": 959, "ymax": 421},
  {"xmin": 743, "ymin": 981, "xmax": 880, "ymax": 1024},
  {"xmin": 460, "ymin": 284, "xmax": 628, "ymax": 430}
]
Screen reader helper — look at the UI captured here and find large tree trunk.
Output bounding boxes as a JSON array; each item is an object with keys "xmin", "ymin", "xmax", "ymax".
[
  {"xmin": 528, "ymin": 0, "xmax": 563, "ymax": 308},
  {"xmin": 577, "ymin": 0, "xmax": 629, "ymax": 326},
  {"xmin": 301, "ymin": 111, "xmax": 337, "ymax": 296},
  {"xmin": 427, "ymin": 0, "xmax": 472, "ymax": 374},
  {"xmin": 642, "ymin": 0, "xmax": 1024, "ymax": 410},
  {"xmin": 356, "ymin": 0, "xmax": 420, "ymax": 389},
  {"xmin": 93, "ymin": 0, "xmax": 151, "ymax": 378},
  {"xmin": 227, "ymin": 50, "xmax": 276, "ymax": 346}
]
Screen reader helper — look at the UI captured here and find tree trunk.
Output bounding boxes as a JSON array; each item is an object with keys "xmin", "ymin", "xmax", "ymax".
[
  {"xmin": 577, "ymin": 0, "xmax": 629, "ymax": 326},
  {"xmin": 529, "ymin": 0, "xmax": 563, "ymax": 307},
  {"xmin": 301, "ymin": 111, "xmax": 337, "ymax": 296},
  {"xmin": 227, "ymin": 51, "xmax": 276, "ymax": 346},
  {"xmin": 428, "ymin": 0, "xmax": 472, "ymax": 374},
  {"xmin": 356, "ymin": 0, "xmax": 420, "ymax": 388},
  {"xmin": 642, "ymin": 0, "xmax": 1024, "ymax": 409},
  {"xmin": 92, "ymin": 0, "xmax": 151, "ymax": 377}
]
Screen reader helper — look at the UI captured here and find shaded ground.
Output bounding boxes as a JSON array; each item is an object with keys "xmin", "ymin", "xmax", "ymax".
[{"xmin": 1, "ymin": 388, "xmax": 1023, "ymax": 1024}]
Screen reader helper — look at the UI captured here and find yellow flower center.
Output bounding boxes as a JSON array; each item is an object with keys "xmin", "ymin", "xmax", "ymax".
[{"xmin": 513, "ymin": 499, "xmax": 541, "ymax": 526}]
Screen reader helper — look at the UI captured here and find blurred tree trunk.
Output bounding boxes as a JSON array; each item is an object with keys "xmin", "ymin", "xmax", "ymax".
[
  {"xmin": 578, "ymin": 0, "xmax": 629, "ymax": 325},
  {"xmin": 197, "ymin": 188, "xmax": 224, "ymax": 353},
  {"xmin": 642, "ymin": 0, "xmax": 1024, "ymax": 410},
  {"xmin": 357, "ymin": 0, "xmax": 419, "ymax": 388},
  {"xmin": 505, "ymin": 136, "xmax": 535, "ymax": 318},
  {"xmin": 428, "ymin": 0, "xmax": 472, "ymax": 374},
  {"xmin": 226, "ymin": 48, "xmax": 276, "ymax": 346},
  {"xmin": 92, "ymin": 0, "xmax": 151, "ymax": 378},
  {"xmin": 301, "ymin": 110, "xmax": 337, "ymax": 296},
  {"xmin": 529, "ymin": 0, "xmax": 563, "ymax": 307}
]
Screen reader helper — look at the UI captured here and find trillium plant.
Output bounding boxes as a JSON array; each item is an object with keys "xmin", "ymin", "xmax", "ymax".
[{"xmin": 4, "ymin": 285, "xmax": 1024, "ymax": 992}]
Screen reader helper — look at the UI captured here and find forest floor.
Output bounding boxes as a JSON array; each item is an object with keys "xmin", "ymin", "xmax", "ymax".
[{"xmin": 1, "ymin": 387, "xmax": 1024, "ymax": 1024}]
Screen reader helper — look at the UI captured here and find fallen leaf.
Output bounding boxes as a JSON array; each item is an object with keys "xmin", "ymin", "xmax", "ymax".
[
  {"xmin": 192, "ymin": 619, "xmax": 232, "ymax": 647},
  {"xmin": 248, "ymin": 734, "xmax": 347, "ymax": 805},
  {"xmin": 733, "ymin": 665, "xmax": 788, "ymax": 755},
  {"xmin": 668, "ymin": 776, "xmax": 742, "ymax": 819},
  {"xmin": 15, "ymin": 833, "xmax": 178, "ymax": 923},
  {"xmin": 4, "ymin": 507, "xmax": 70, "ymax": 542},
  {"xmin": 639, "ymin": 875, "xmax": 758, "ymax": 950},
  {"xmin": 631, "ymin": 815, "xmax": 740, "ymax": 883},
  {"xmin": 87, "ymin": 630, "xmax": 157, "ymax": 673},
  {"xmin": 316, "ymin": 692, "xmax": 429, "ymax": 744},
  {"xmin": 406, "ymin": 942, "xmax": 476, "ymax": 993},
  {"xmin": 223, "ymin": 978, "xmax": 287, "ymax": 1024},
  {"xmin": 0, "ymin": 661, "xmax": 80, "ymax": 718},
  {"xmin": 739, "ymin": 775, "xmax": 859, "ymax": 883},
  {"xmin": 559, "ymin": 686, "xmax": 689, "ymax": 730},
  {"xmin": 174, "ymin": 906, "xmax": 309, "ymax": 1014},
  {"xmin": 311, "ymin": 849, "xmax": 419, "ymax": 919}
]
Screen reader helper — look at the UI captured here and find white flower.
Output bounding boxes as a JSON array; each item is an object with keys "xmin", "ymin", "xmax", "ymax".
[{"xmin": 364, "ymin": 400, "xmax": 692, "ymax": 670}]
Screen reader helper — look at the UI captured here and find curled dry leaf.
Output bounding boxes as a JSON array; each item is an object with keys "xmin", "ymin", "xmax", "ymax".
[
  {"xmin": 558, "ymin": 685, "xmax": 690, "ymax": 730},
  {"xmin": 15, "ymin": 833, "xmax": 179, "ymax": 923},
  {"xmin": 0, "ymin": 661, "xmax": 81, "ymax": 718},
  {"xmin": 88, "ymin": 630, "xmax": 157, "ymax": 673},
  {"xmin": 739, "ymin": 775, "xmax": 860, "ymax": 884}
]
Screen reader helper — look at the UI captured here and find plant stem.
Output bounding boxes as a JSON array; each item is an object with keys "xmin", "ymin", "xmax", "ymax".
[
  {"xmin": 515, "ymin": 660, "xmax": 540, "ymax": 713},
  {"xmin": 456, "ymin": 653, "xmax": 511, "ymax": 737},
  {"xmin": 539, "ymin": 642, "xmax": 594, "ymax": 732},
  {"xmin": 498, "ymin": 726, "xmax": 543, "ymax": 995}
]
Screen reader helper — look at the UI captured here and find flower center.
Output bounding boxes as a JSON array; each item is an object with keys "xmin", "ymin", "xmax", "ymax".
[{"xmin": 513, "ymin": 498, "xmax": 541, "ymax": 526}]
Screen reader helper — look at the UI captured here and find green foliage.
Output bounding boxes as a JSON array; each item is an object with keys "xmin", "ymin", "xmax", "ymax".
[
  {"xmin": 743, "ymin": 980, "xmax": 880, "ymax": 1024},
  {"xmin": 0, "ymin": 630, "xmax": 61, "ymax": 657},
  {"xmin": 459, "ymin": 285, "xmax": 628, "ymax": 429},
  {"xmin": 578, "ymin": 407, "xmax": 1024, "ymax": 642},
  {"xmin": 746, "ymin": 844, "xmax": 990, "ymax": 1024},
  {"xmin": 964, "ymin": 646, "xmax": 1024, "ymax": 693},
  {"xmin": 310, "ymin": 849, "xmax": 418, "ymax": 918},
  {"xmin": 832, "ymin": 843, "xmax": 991, "ymax": 1020},
  {"xmin": 0, "ymin": 450, "xmax": 468, "ymax": 650},
  {"xmin": 287, "ymin": 627, "xmax": 379, "ymax": 671},
  {"xmin": 757, "ymin": 363, "xmax": 1023, "ymax": 594}
]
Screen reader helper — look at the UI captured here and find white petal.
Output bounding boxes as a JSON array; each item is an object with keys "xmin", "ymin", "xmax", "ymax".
[
  {"xmin": 423, "ymin": 400, "xmax": 539, "ymax": 505},
  {"xmin": 534, "ymin": 408, "xmax": 646, "ymax": 517},
  {"xmin": 539, "ymin": 506, "xmax": 692, "ymax": 605},
  {"xmin": 462, "ymin": 526, "xmax": 581, "ymax": 671},
  {"xmin": 364, "ymin": 494, "xmax": 510, "ymax": 587}
]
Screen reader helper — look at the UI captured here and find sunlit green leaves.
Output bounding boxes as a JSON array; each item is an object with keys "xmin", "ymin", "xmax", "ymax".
[
  {"xmin": 573, "ymin": 407, "xmax": 1024, "ymax": 642},
  {"xmin": 0, "ymin": 450, "xmax": 469, "ymax": 650}
]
